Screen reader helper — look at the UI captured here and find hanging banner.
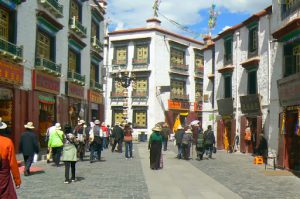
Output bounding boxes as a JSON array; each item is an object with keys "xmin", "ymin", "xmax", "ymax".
[{"xmin": 281, "ymin": 111, "xmax": 286, "ymax": 135}]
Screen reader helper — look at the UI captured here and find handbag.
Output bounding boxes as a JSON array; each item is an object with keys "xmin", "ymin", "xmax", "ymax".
[
  {"xmin": 213, "ymin": 146, "xmax": 217, "ymax": 153},
  {"xmin": 124, "ymin": 135, "xmax": 132, "ymax": 142}
]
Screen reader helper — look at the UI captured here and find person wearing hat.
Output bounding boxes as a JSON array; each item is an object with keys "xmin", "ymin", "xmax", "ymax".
[
  {"xmin": 161, "ymin": 123, "xmax": 171, "ymax": 151},
  {"xmin": 181, "ymin": 128, "xmax": 193, "ymax": 160},
  {"xmin": 175, "ymin": 125, "xmax": 185, "ymax": 159},
  {"xmin": 204, "ymin": 125, "xmax": 215, "ymax": 159},
  {"xmin": 90, "ymin": 120, "xmax": 103, "ymax": 162},
  {"xmin": 111, "ymin": 122, "xmax": 124, "ymax": 153},
  {"xmin": 19, "ymin": 122, "xmax": 40, "ymax": 176},
  {"xmin": 48, "ymin": 123, "xmax": 64, "ymax": 167},
  {"xmin": 0, "ymin": 117, "xmax": 21, "ymax": 198},
  {"xmin": 73, "ymin": 119, "xmax": 86, "ymax": 161},
  {"xmin": 148, "ymin": 124, "xmax": 163, "ymax": 170}
]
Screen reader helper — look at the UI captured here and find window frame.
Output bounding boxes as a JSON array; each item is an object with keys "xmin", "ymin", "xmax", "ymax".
[
  {"xmin": 171, "ymin": 79, "xmax": 186, "ymax": 96},
  {"xmin": 90, "ymin": 63, "xmax": 99, "ymax": 82},
  {"xmin": 247, "ymin": 68, "xmax": 257, "ymax": 94},
  {"xmin": 223, "ymin": 74, "xmax": 232, "ymax": 98},
  {"xmin": 248, "ymin": 25, "xmax": 258, "ymax": 57},
  {"xmin": 114, "ymin": 45, "xmax": 128, "ymax": 65},
  {"xmin": 224, "ymin": 36, "xmax": 233, "ymax": 65},
  {"xmin": 0, "ymin": 6, "xmax": 16, "ymax": 43},
  {"xmin": 132, "ymin": 77, "xmax": 148, "ymax": 96},
  {"xmin": 170, "ymin": 47, "xmax": 186, "ymax": 66},
  {"xmin": 68, "ymin": 49, "xmax": 81, "ymax": 73},
  {"xmin": 36, "ymin": 29, "xmax": 55, "ymax": 61},
  {"xmin": 112, "ymin": 108, "xmax": 124, "ymax": 127},
  {"xmin": 132, "ymin": 108, "xmax": 147, "ymax": 129},
  {"xmin": 134, "ymin": 44, "xmax": 149, "ymax": 64},
  {"xmin": 69, "ymin": 0, "xmax": 82, "ymax": 21},
  {"xmin": 284, "ymin": 42, "xmax": 300, "ymax": 77}
]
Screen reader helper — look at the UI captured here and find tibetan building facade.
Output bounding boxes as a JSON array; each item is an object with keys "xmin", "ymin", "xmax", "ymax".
[
  {"xmin": 105, "ymin": 18, "xmax": 203, "ymax": 137},
  {"xmin": 0, "ymin": 0, "xmax": 106, "ymax": 149}
]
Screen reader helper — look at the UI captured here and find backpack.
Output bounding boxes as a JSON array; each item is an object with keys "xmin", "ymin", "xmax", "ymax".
[{"xmin": 197, "ymin": 133, "xmax": 204, "ymax": 148}]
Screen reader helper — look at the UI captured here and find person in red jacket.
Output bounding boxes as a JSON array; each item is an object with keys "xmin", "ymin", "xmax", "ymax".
[{"xmin": 0, "ymin": 117, "xmax": 21, "ymax": 199}]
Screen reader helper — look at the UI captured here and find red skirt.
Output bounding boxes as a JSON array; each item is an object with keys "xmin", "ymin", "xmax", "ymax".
[{"xmin": 0, "ymin": 159, "xmax": 18, "ymax": 199}]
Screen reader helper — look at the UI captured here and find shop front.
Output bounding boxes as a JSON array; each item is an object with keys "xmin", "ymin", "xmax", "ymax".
[
  {"xmin": 166, "ymin": 100, "xmax": 190, "ymax": 130},
  {"xmin": 66, "ymin": 82, "xmax": 85, "ymax": 128},
  {"xmin": 239, "ymin": 94, "xmax": 262, "ymax": 154},
  {"xmin": 0, "ymin": 60, "xmax": 24, "ymax": 149},
  {"xmin": 32, "ymin": 70, "xmax": 60, "ymax": 147},
  {"xmin": 278, "ymin": 73, "xmax": 300, "ymax": 170},
  {"xmin": 216, "ymin": 98, "xmax": 235, "ymax": 151},
  {"xmin": 88, "ymin": 89, "xmax": 103, "ymax": 122}
]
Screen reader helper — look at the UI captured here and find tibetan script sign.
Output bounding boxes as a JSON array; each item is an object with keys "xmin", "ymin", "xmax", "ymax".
[
  {"xmin": 33, "ymin": 71, "xmax": 60, "ymax": 94},
  {"xmin": 66, "ymin": 82, "xmax": 84, "ymax": 99},
  {"xmin": 168, "ymin": 100, "xmax": 190, "ymax": 110},
  {"xmin": 88, "ymin": 90, "xmax": 103, "ymax": 104},
  {"xmin": 240, "ymin": 94, "xmax": 262, "ymax": 116},
  {"xmin": 0, "ymin": 60, "xmax": 23, "ymax": 85}
]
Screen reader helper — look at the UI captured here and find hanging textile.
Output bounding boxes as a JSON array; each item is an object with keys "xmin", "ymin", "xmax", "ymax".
[
  {"xmin": 223, "ymin": 126, "xmax": 229, "ymax": 150},
  {"xmin": 173, "ymin": 115, "xmax": 181, "ymax": 132},
  {"xmin": 281, "ymin": 111, "xmax": 286, "ymax": 135}
]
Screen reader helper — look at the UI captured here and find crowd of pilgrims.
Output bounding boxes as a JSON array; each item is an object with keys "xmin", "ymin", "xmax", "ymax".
[{"xmin": 0, "ymin": 116, "xmax": 217, "ymax": 199}]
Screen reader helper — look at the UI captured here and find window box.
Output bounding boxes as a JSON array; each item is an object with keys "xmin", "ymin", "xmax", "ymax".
[
  {"xmin": 69, "ymin": 16, "xmax": 87, "ymax": 38},
  {"xmin": 90, "ymin": 79, "xmax": 103, "ymax": 91},
  {"xmin": 39, "ymin": 0, "xmax": 63, "ymax": 18},
  {"xmin": 91, "ymin": 36, "xmax": 103, "ymax": 53},
  {"xmin": 35, "ymin": 57, "xmax": 61, "ymax": 77},
  {"xmin": 0, "ymin": 38, "xmax": 23, "ymax": 63},
  {"xmin": 67, "ymin": 70, "xmax": 85, "ymax": 86}
]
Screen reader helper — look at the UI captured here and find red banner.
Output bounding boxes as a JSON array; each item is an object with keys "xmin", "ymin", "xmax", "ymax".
[
  {"xmin": 66, "ymin": 82, "xmax": 84, "ymax": 99},
  {"xmin": 88, "ymin": 90, "xmax": 103, "ymax": 104},
  {"xmin": 168, "ymin": 100, "xmax": 190, "ymax": 110},
  {"xmin": 0, "ymin": 60, "xmax": 23, "ymax": 85},
  {"xmin": 33, "ymin": 71, "xmax": 60, "ymax": 94}
]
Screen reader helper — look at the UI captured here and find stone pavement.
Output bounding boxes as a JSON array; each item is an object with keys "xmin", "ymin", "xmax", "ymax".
[{"xmin": 16, "ymin": 142, "xmax": 300, "ymax": 199}]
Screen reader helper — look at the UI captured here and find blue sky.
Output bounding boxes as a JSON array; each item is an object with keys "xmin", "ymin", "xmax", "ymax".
[{"xmin": 107, "ymin": 0, "xmax": 272, "ymax": 39}]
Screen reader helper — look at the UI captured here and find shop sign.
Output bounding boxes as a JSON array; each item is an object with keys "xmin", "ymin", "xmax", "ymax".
[
  {"xmin": 240, "ymin": 94, "xmax": 262, "ymax": 116},
  {"xmin": 33, "ymin": 71, "xmax": 60, "ymax": 94},
  {"xmin": 88, "ymin": 90, "xmax": 103, "ymax": 104},
  {"xmin": 0, "ymin": 60, "xmax": 23, "ymax": 85},
  {"xmin": 168, "ymin": 100, "xmax": 190, "ymax": 110},
  {"xmin": 217, "ymin": 98, "xmax": 234, "ymax": 116},
  {"xmin": 66, "ymin": 82, "xmax": 84, "ymax": 99},
  {"xmin": 277, "ymin": 73, "xmax": 300, "ymax": 107},
  {"xmin": 194, "ymin": 102, "xmax": 202, "ymax": 111}
]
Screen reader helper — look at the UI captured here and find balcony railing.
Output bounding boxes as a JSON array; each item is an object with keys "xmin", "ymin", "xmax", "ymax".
[
  {"xmin": 170, "ymin": 62, "xmax": 189, "ymax": 71},
  {"xmin": 35, "ymin": 57, "xmax": 61, "ymax": 76},
  {"xmin": 132, "ymin": 91, "xmax": 148, "ymax": 98},
  {"xmin": 0, "ymin": 37, "xmax": 23, "ymax": 62},
  {"xmin": 281, "ymin": 0, "xmax": 300, "ymax": 19},
  {"xmin": 170, "ymin": 93, "xmax": 189, "ymax": 101},
  {"xmin": 91, "ymin": 36, "xmax": 103, "ymax": 53},
  {"xmin": 111, "ymin": 91, "xmax": 127, "ymax": 98},
  {"xmin": 90, "ymin": 79, "xmax": 103, "ymax": 91},
  {"xmin": 69, "ymin": 16, "xmax": 87, "ymax": 38},
  {"xmin": 40, "ymin": 0, "xmax": 63, "ymax": 17},
  {"xmin": 67, "ymin": 70, "xmax": 85, "ymax": 86}
]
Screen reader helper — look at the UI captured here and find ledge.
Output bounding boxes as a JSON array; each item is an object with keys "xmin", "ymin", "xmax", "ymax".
[
  {"xmin": 217, "ymin": 65, "xmax": 235, "ymax": 73},
  {"xmin": 240, "ymin": 56, "xmax": 260, "ymax": 69}
]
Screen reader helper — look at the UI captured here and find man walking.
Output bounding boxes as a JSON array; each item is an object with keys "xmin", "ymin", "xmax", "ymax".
[
  {"xmin": 175, "ymin": 125, "xmax": 184, "ymax": 159},
  {"xmin": 90, "ymin": 120, "xmax": 103, "ymax": 162},
  {"xmin": 204, "ymin": 125, "xmax": 215, "ymax": 159},
  {"xmin": 111, "ymin": 122, "xmax": 124, "ymax": 153},
  {"xmin": 161, "ymin": 123, "xmax": 171, "ymax": 151},
  {"xmin": 19, "ymin": 122, "xmax": 39, "ymax": 176},
  {"xmin": 74, "ymin": 120, "xmax": 86, "ymax": 161}
]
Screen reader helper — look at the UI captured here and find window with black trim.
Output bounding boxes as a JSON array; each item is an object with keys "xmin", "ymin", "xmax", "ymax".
[
  {"xmin": 248, "ymin": 26, "xmax": 258, "ymax": 55},
  {"xmin": 247, "ymin": 70, "xmax": 257, "ymax": 94},
  {"xmin": 195, "ymin": 52, "xmax": 204, "ymax": 68},
  {"xmin": 114, "ymin": 46, "xmax": 127, "ymax": 65},
  {"xmin": 132, "ymin": 78, "xmax": 148, "ymax": 96},
  {"xmin": 224, "ymin": 75, "xmax": 232, "ymax": 98},
  {"xmin": 224, "ymin": 37, "xmax": 233, "ymax": 64},
  {"xmin": 134, "ymin": 45, "xmax": 149, "ymax": 63},
  {"xmin": 112, "ymin": 108, "xmax": 124, "ymax": 126},
  {"xmin": 171, "ymin": 80, "xmax": 185, "ymax": 96},
  {"xmin": 0, "ymin": 6, "xmax": 16, "ymax": 43},
  {"xmin": 133, "ymin": 109, "xmax": 147, "ymax": 128},
  {"xmin": 91, "ymin": 20, "xmax": 99, "ymax": 39},
  {"xmin": 36, "ymin": 30, "xmax": 54, "ymax": 60},
  {"xmin": 70, "ymin": 0, "xmax": 81, "ymax": 20},
  {"xmin": 284, "ymin": 43, "xmax": 300, "ymax": 77},
  {"xmin": 112, "ymin": 78, "xmax": 126, "ymax": 94},
  {"xmin": 90, "ymin": 63, "xmax": 99, "ymax": 82},
  {"xmin": 281, "ymin": 0, "xmax": 300, "ymax": 19},
  {"xmin": 195, "ymin": 82, "xmax": 202, "ymax": 101},
  {"xmin": 68, "ymin": 49, "xmax": 80, "ymax": 73},
  {"xmin": 170, "ymin": 47, "xmax": 185, "ymax": 66}
]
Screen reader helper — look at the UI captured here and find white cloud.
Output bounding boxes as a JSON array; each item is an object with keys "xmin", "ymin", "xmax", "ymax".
[{"xmin": 107, "ymin": 0, "xmax": 271, "ymax": 34}]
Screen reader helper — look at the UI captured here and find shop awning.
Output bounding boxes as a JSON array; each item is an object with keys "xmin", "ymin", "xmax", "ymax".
[{"xmin": 39, "ymin": 95, "xmax": 55, "ymax": 104}]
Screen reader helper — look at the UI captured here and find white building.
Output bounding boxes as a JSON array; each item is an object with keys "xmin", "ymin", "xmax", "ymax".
[
  {"xmin": 105, "ymin": 18, "xmax": 203, "ymax": 137},
  {"xmin": 0, "ymin": 0, "xmax": 106, "ymax": 148},
  {"xmin": 202, "ymin": 6, "xmax": 272, "ymax": 153}
]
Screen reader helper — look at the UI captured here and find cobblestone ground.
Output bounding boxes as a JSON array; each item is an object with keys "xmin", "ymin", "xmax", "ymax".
[
  {"xmin": 17, "ymin": 143, "xmax": 149, "ymax": 199},
  {"xmin": 170, "ymin": 144, "xmax": 300, "ymax": 199}
]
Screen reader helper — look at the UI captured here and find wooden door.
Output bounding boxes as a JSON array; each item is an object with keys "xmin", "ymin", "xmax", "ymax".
[
  {"xmin": 217, "ymin": 119, "xmax": 224, "ymax": 150},
  {"xmin": 231, "ymin": 119, "xmax": 236, "ymax": 150},
  {"xmin": 240, "ymin": 116, "xmax": 247, "ymax": 153},
  {"xmin": 277, "ymin": 112, "xmax": 285, "ymax": 168},
  {"xmin": 256, "ymin": 116, "xmax": 263, "ymax": 149}
]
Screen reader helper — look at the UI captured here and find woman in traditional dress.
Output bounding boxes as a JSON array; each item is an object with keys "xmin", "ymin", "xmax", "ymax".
[
  {"xmin": 0, "ymin": 118, "xmax": 21, "ymax": 199},
  {"xmin": 148, "ymin": 124, "xmax": 163, "ymax": 170}
]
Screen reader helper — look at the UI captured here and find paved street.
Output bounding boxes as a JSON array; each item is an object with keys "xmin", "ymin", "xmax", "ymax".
[{"xmin": 16, "ymin": 142, "xmax": 300, "ymax": 199}]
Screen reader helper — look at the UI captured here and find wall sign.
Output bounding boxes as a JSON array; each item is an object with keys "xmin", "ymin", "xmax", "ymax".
[
  {"xmin": 33, "ymin": 71, "xmax": 60, "ymax": 94},
  {"xmin": 0, "ymin": 60, "xmax": 23, "ymax": 85},
  {"xmin": 88, "ymin": 89, "xmax": 103, "ymax": 104},
  {"xmin": 66, "ymin": 82, "xmax": 84, "ymax": 99},
  {"xmin": 168, "ymin": 100, "xmax": 190, "ymax": 110},
  {"xmin": 240, "ymin": 94, "xmax": 262, "ymax": 116}
]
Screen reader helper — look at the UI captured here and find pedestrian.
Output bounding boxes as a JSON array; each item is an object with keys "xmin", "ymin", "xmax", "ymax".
[
  {"xmin": 107, "ymin": 124, "xmax": 111, "ymax": 148},
  {"xmin": 148, "ymin": 124, "xmax": 163, "ymax": 170},
  {"xmin": 182, "ymin": 128, "xmax": 193, "ymax": 160},
  {"xmin": 19, "ymin": 122, "xmax": 40, "ymax": 176},
  {"xmin": 203, "ymin": 125, "xmax": 215, "ymax": 159},
  {"xmin": 244, "ymin": 123, "xmax": 252, "ymax": 153},
  {"xmin": 161, "ymin": 123, "xmax": 171, "ymax": 151},
  {"xmin": 73, "ymin": 120, "xmax": 86, "ymax": 161},
  {"xmin": 174, "ymin": 125, "xmax": 184, "ymax": 159},
  {"xmin": 124, "ymin": 123, "xmax": 133, "ymax": 159},
  {"xmin": 196, "ymin": 126, "xmax": 205, "ymax": 160},
  {"xmin": 101, "ymin": 122, "xmax": 109, "ymax": 149},
  {"xmin": 90, "ymin": 120, "xmax": 103, "ymax": 163},
  {"xmin": 48, "ymin": 123, "xmax": 64, "ymax": 167},
  {"xmin": 46, "ymin": 121, "xmax": 56, "ymax": 163},
  {"xmin": 256, "ymin": 133, "xmax": 268, "ymax": 163},
  {"xmin": 111, "ymin": 122, "xmax": 124, "ymax": 153},
  {"xmin": 0, "ymin": 118, "xmax": 21, "ymax": 199},
  {"xmin": 61, "ymin": 130, "xmax": 78, "ymax": 184}
]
